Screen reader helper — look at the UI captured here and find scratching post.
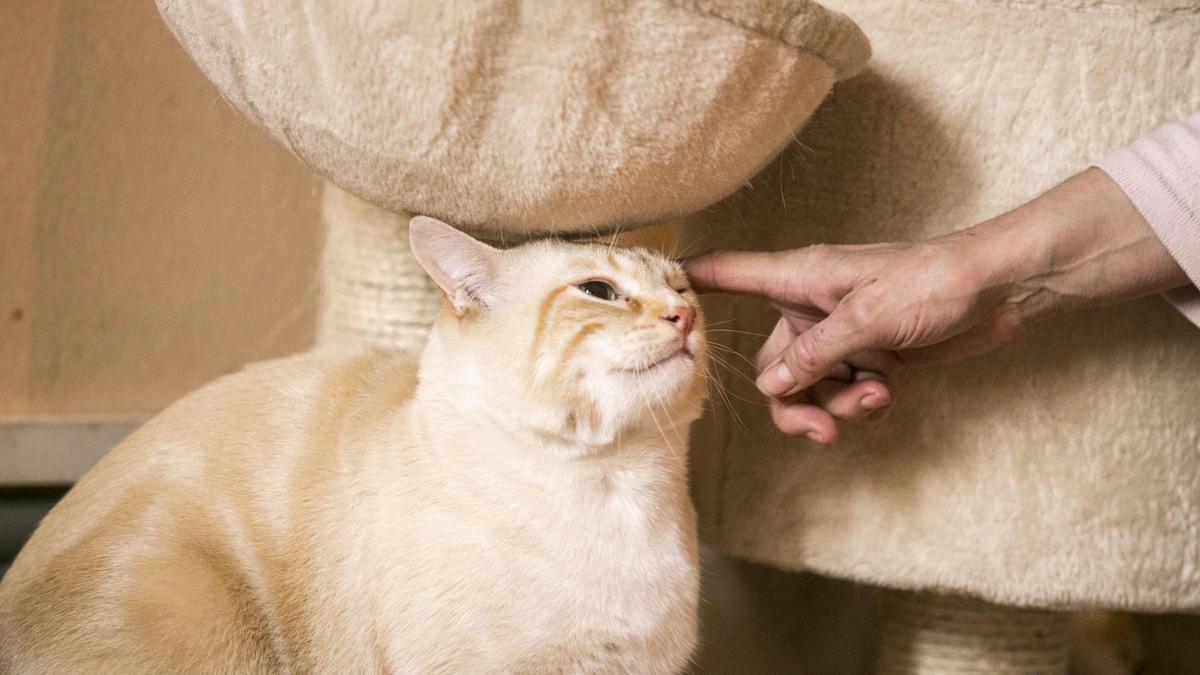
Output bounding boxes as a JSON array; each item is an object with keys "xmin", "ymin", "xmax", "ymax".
[
  {"xmin": 318, "ymin": 182, "xmax": 440, "ymax": 354},
  {"xmin": 876, "ymin": 591, "xmax": 1070, "ymax": 674}
]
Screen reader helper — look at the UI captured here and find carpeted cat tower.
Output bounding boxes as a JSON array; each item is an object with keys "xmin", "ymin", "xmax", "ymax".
[{"xmin": 158, "ymin": 1, "xmax": 1199, "ymax": 671}]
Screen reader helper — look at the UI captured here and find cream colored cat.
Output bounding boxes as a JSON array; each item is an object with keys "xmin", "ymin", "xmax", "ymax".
[{"xmin": 0, "ymin": 218, "xmax": 708, "ymax": 674}]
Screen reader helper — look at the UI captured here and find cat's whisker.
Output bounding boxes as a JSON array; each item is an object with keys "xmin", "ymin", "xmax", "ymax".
[
  {"xmin": 607, "ymin": 221, "xmax": 624, "ymax": 254},
  {"xmin": 657, "ymin": 393, "xmax": 687, "ymax": 446},
  {"xmin": 706, "ymin": 342, "xmax": 758, "ymax": 370},
  {"xmin": 703, "ymin": 354, "xmax": 768, "ymax": 417},
  {"xmin": 652, "ymin": 401, "xmax": 685, "ymax": 463},
  {"xmin": 701, "ymin": 318, "xmax": 740, "ymax": 328},
  {"xmin": 706, "ymin": 374, "xmax": 771, "ymax": 410},
  {"xmin": 699, "ymin": 358, "xmax": 750, "ymax": 429},
  {"xmin": 706, "ymin": 328, "xmax": 771, "ymax": 339},
  {"xmin": 640, "ymin": 388, "xmax": 676, "ymax": 457},
  {"xmin": 705, "ymin": 372, "xmax": 748, "ymax": 431},
  {"xmin": 706, "ymin": 350, "xmax": 762, "ymax": 388},
  {"xmin": 672, "ymin": 227, "xmax": 718, "ymax": 261}
]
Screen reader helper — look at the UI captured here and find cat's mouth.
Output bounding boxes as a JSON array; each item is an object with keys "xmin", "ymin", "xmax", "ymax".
[{"xmin": 619, "ymin": 347, "xmax": 693, "ymax": 375}]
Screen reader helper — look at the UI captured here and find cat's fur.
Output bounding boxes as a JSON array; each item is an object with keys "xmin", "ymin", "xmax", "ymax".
[{"xmin": 0, "ymin": 218, "xmax": 708, "ymax": 674}]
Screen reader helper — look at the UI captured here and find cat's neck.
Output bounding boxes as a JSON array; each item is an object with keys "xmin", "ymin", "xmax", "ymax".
[
  {"xmin": 412, "ymin": 332, "xmax": 691, "ymax": 465},
  {"xmin": 413, "ymin": 376, "xmax": 689, "ymax": 464}
]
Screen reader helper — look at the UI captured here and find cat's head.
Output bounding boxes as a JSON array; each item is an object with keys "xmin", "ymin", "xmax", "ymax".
[{"xmin": 410, "ymin": 216, "xmax": 707, "ymax": 447}]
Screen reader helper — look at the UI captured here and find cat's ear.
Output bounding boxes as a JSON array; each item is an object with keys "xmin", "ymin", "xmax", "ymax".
[{"xmin": 409, "ymin": 216, "xmax": 502, "ymax": 316}]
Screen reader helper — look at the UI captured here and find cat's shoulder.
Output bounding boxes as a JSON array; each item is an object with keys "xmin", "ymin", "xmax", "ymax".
[
  {"xmin": 234, "ymin": 346, "xmax": 419, "ymax": 398},
  {"xmin": 140, "ymin": 347, "xmax": 420, "ymax": 438}
]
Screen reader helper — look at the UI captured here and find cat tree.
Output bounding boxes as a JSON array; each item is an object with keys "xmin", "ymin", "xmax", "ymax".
[{"xmin": 158, "ymin": 0, "xmax": 1199, "ymax": 671}]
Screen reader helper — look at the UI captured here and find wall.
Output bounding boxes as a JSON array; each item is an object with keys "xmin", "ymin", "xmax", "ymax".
[{"xmin": 1, "ymin": 0, "xmax": 321, "ymax": 418}]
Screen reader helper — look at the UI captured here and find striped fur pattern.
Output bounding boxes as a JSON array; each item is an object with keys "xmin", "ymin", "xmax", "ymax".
[{"xmin": 0, "ymin": 218, "xmax": 708, "ymax": 674}]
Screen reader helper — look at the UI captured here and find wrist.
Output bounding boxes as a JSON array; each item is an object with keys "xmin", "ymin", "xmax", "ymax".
[
  {"xmin": 962, "ymin": 168, "xmax": 1187, "ymax": 325},
  {"xmin": 952, "ymin": 204, "xmax": 1057, "ymax": 326}
]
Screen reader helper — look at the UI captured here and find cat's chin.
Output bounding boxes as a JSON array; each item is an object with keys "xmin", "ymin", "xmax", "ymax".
[
  {"xmin": 615, "ymin": 348, "xmax": 694, "ymax": 376},
  {"xmin": 600, "ymin": 351, "xmax": 704, "ymax": 421}
]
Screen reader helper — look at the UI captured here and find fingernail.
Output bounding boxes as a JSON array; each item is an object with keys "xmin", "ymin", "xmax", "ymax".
[
  {"xmin": 756, "ymin": 361, "xmax": 797, "ymax": 396},
  {"xmin": 776, "ymin": 363, "xmax": 796, "ymax": 387},
  {"xmin": 861, "ymin": 394, "xmax": 884, "ymax": 410},
  {"xmin": 805, "ymin": 430, "xmax": 823, "ymax": 443}
]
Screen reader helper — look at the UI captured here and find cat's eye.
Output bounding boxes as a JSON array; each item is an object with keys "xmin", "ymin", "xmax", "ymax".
[
  {"xmin": 674, "ymin": 286, "xmax": 690, "ymax": 294},
  {"xmin": 577, "ymin": 280, "xmax": 618, "ymax": 301}
]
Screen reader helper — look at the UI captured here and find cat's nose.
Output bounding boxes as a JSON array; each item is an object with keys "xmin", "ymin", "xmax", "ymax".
[{"xmin": 662, "ymin": 305, "xmax": 695, "ymax": 336}]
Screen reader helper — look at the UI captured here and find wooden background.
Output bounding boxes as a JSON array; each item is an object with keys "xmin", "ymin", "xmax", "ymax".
[{"xmin": 1, "ymin": 1, "xmax": 321, "ymax": 417}]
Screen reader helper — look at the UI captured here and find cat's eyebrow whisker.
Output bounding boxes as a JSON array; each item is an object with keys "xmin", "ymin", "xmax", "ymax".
[
  {"xmin": 672, "ymin": 228, "xmax": 718, "ymax": 262},
  {"xmin": 607, "ymin": 221, "xmax": 626, "ymax": 255}
]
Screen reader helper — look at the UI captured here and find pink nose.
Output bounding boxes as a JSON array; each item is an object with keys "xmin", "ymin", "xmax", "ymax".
[{"xmin": 662, "ymin": 305, "xmax": 695, "ymax": 336}]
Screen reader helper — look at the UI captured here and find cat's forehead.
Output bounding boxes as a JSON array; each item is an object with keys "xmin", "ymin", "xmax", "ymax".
[{"xmin": 518, "ymin": 240, "xmax": 683, "ymax": 283}]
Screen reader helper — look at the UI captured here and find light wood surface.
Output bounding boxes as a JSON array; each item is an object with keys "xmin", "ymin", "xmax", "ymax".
[
  {"xmin": 0, "ymin": 417, "xmax": 144, "ymax": 486},
  {"xmin": 0, "ymin": 1, "xmax": 321, "ymax": 416}
]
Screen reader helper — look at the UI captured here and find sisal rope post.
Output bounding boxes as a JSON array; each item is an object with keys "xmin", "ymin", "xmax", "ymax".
[
  {"xmin": 875, "ymin": 591, "xmax": 1070, "ymax": 674},
  {"xmin": 317, "ymin": 182, "xmax": 442, "ymax": 355}
]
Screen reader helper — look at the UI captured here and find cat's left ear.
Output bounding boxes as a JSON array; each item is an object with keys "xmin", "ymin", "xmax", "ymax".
[{"xmin": 409, "ymin": 216, "xmax": 502, "ymax": 316}]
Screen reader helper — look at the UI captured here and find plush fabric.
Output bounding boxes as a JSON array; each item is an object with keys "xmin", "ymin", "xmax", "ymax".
[
  {"xmin": 686, "ymin": 0, "xmax": 1200, "ymax": 611},
  {"xmin": 155, "ymin": 0, "xmax": 867, "ymax": 236}
]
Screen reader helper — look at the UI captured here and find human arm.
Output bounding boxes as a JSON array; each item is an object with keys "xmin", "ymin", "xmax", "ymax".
[{"xmin": 687, "ymin": 156, "xmax": 1195, "ymax": 441}]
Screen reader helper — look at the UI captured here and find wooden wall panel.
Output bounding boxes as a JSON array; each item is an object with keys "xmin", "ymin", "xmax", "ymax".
[
  {"xmin": 0, "ymin": 2, "xmax": 60, "ymax": 417},
  {"xmin": 1, "ymin": 1, "xmax": 321, "ymax": 415}
]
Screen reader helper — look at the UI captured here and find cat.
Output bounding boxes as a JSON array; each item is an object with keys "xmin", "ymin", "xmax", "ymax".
[{"xmin": 0, "ymin": 217, "xmax": 708, "ymax": 674}]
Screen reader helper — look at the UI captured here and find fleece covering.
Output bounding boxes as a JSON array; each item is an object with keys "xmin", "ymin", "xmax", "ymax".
[
  {"xmin": 154, "ymin": 0, "xmax": 866, "ymax": 235},
  {"xmin": 685, "ymin": 0, "xmax": 1200, "ymax": 611}
]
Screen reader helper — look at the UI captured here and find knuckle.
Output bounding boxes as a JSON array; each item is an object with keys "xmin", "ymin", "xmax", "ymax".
[
  {"xmin": 786, "ymin": 336, "xmax": 823, "ymax": 374},
  {"xmin": 991, "ymin": 310, "xmax": 1026, "ymax": 344},
  {"xmin": 839, "ymin": 296, "xmax": 878, "ymax": 331}
]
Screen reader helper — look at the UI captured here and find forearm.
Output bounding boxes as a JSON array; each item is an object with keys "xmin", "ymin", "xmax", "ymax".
[{"xmin": 965, "ymin": 168, "xmax": 1191, "ymax": 323}]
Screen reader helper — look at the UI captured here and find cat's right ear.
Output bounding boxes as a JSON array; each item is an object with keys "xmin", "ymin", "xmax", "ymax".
[{"xmin": 409, "ymin": 216, "xmax": 502, "ymax": 316}]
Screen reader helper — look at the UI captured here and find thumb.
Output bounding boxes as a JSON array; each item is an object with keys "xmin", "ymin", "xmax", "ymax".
[
  {"xmin": 756, "ymin": 308, "xmax": 879, "ymax": 396},
  {"xmin": 685, "ymin": 250, "xmax": 791, "ymax": 298}
]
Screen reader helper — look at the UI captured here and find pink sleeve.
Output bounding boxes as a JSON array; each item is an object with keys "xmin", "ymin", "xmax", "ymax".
[{"xmin": 1097, "ymin": 113, "xmax": 1200, "ymax": 328}]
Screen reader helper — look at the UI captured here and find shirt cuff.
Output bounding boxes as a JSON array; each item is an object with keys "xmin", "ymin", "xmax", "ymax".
[{"xmin": 1097, "ymin": 113, "xmax": 1200, "ymax": 328}]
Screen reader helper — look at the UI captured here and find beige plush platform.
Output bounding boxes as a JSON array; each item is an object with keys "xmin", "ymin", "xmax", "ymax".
[
  {"xmin": 686, "ymin": 0, "xmax": 1200, "ymax": 612},
  {"xmin": 156, "ymin": 0, "xmax": 866, "ymax": 236}
]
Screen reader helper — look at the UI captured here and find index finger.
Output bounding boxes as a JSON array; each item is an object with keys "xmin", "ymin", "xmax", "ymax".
[{"xmin": 684, "ymin": 250, "xmax": 791, "ymax": 298}]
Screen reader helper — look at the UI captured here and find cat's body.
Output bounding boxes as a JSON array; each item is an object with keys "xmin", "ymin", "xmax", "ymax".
[{"xmin": 0, "ymin": 220, "xmax": 707, "ymax": 674}]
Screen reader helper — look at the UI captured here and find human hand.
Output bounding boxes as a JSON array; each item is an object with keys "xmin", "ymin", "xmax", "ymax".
[
  {"xmin": 687, "ymin": 169, "xmax": 1189, "ymax": 442},
  {"xmin": 687, "ymin": 235, "xmax": 1017, "ymax": 442}
]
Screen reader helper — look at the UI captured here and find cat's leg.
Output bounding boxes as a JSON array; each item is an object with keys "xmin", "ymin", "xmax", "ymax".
[{"xmin": 1, "ymin": 506, "xmax": 282, "ymax": 673}]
